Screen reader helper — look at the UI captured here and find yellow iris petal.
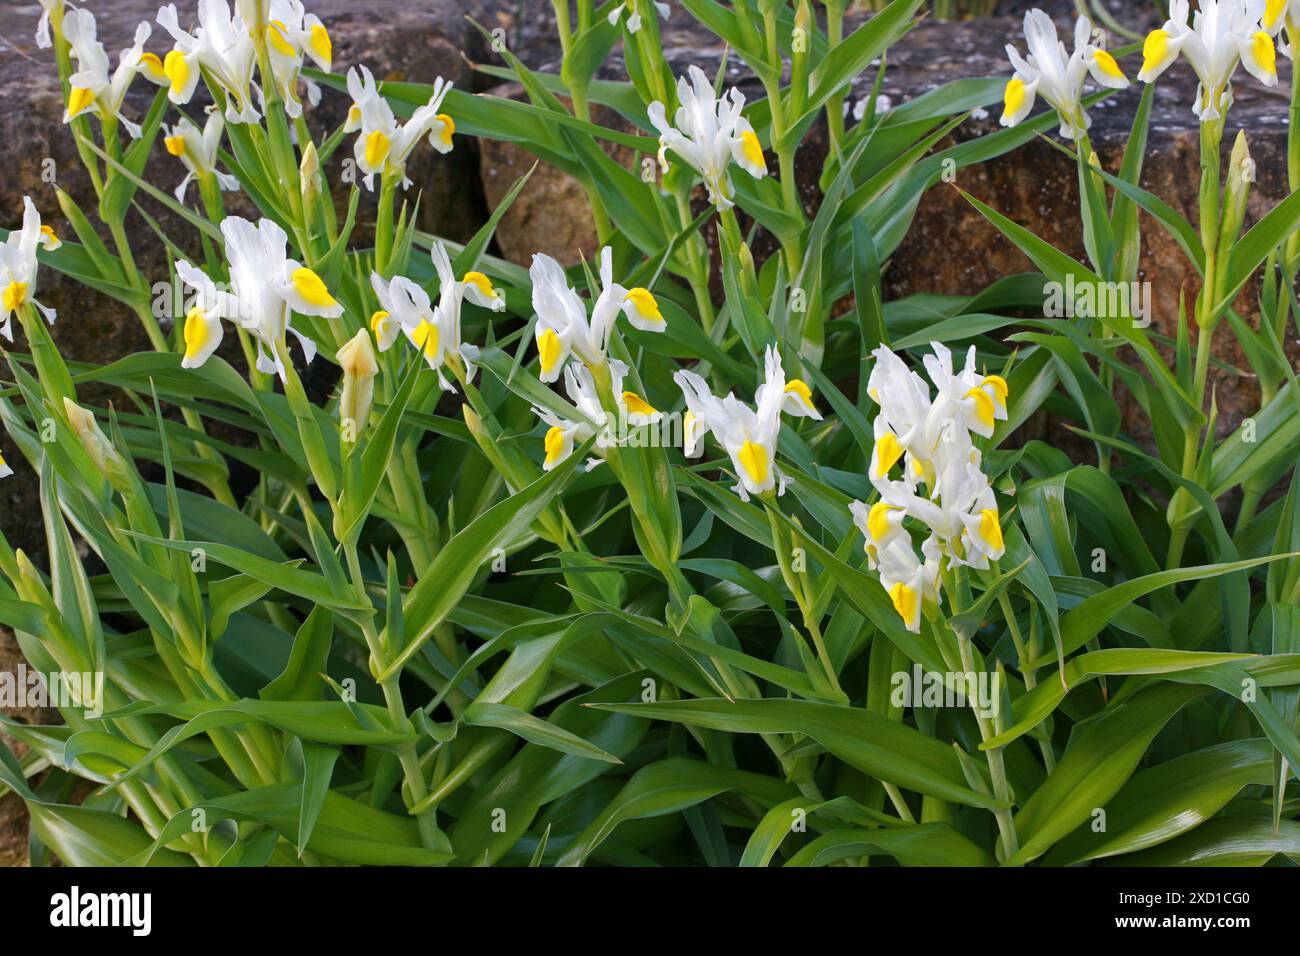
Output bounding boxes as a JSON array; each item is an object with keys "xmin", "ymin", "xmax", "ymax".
[
  {"xmin": 3, "ymin": 281, "xmax": 28, "ymax": 312},
  {"xmin": 784, "ymin": 378, "xmax": 814, "ymax": 409},
  {"xmin": 268, "ymin": 21, "xmax": 296, "ymax": 57},
  {"xmin": 183, "ymin": 307, "xmax": 208, "ymax": 362},
  {"xmin": 364, "ymin": 129, "xmax": 391, "ymax": 169},
  {"xmin": 867, "ymin": 502, "xmax": 899, "ymax": 544},
  {"xmin": 622, "ymin": 391, "xmax": 657, "ymax": 416},
  {"xmin": 412, "ymin": 319, "xmax": 439, "ymax": 359},
  {"xmin": 39, "ymin": 225, "xmax": 60, "ymax": 249},
  {"xmin": 436, "ymin": 114, "xmax": 455, "ymax": 148},
  {"xmin": 164, "ymin": 49, "xmax": 190, "ymax": 93},
  {"xmin": 1091, "ymin": 49, "xmax": 1125, "ymax": 81},
  {"xmin": 543, "ymin": 425, "xmax": 565, "ymax": 467},
  {"xmin": 737, "ymin": 440, "xmax": 769, "ymax": 486},
  {"xmin": 462, "ymin": 271, "xmax": 495, "ymax": 298},
  {"xmin": 739, "ymin": 129, "xmax": 765, "ymax": 171},
  {"xmin": 1253, "ymin": 31, "xmax": 1277, "ymax": 78},
  {"xmin": 369, "ymin": 310, "xmax": 390, "ymax": 335},
  {"xmin": 964, "ymin": 387, "xmax": 995, "ymax": 430},
  {"xmin": 164, "ymin": 134, "xmax": 186, "ymax": 157},
  {"xmin": 624, "ymin": 287, "xmax": 663, "ymax": 323},
  {"xmin": 537, "ymin": 327, "xmax": 562, "ymax": 375},
  {"xmin": 139, "ymin": 52, "xmax": 165, "ymax": 81},
  {"xmin": 978, "ymin": 508, "xmax": 1004, "ymax": 554},
  {"xmin": 873, "ymin": 430, "xmax": 904, "ymax": 478},
  {"xmin": 1003, "ymin": 77, "xmax": 1026, "ymax": 117},
  {"xmin": 1142, "ymin": 30, "xmax": 1169, "ymax": 75},
  {"xmin": 310, "ymin": 24, "xmax": 333, "ymax": 67},
  {"xmin": 888, "ymin": 581, "xmax": 918, "ymax": 625},
  {"xmin": 291, "ymin": 268, "xmax": 337, "ymax": 308},
  {"xmin": 981, "ymin": 374, "xmax": 1009, "ymax": 406},
  {"xmin": 67, "ymin": 86, "xmax": 96, "ymax": 117}
]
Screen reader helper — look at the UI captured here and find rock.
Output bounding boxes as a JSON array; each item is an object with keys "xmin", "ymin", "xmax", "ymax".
[{"xmin": 479, "ymin": 88, "xmax": 637, "ymax": 265}]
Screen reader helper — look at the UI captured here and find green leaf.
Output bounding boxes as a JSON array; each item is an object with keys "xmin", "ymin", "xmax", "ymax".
[
  {"xmin": 379, "ymin": 435, "xmax": 592, "ymax": 679},
  {"xmin": 462, "ymin": 702, "xmax": 622, "ymax": 764},
  {"xmin": 556, "ymin": 758, "xmax": 799, "ymax": 866},
  {"xmin": 588, "ymin": 698, "xmax": 1009, "ymax": 810},
  {"xmin": 1010, "ymin": 683, "xmax": 1207, "ymax": 865},
  {"xmin": 784, "ymin": 824, "xmax": 996, "ymax": 867}
]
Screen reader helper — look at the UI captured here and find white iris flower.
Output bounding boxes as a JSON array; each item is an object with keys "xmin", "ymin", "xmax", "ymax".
[
  {"xmin": 531, "ymin": 248, "xmax": 665, "ymax": 384},
  {"xmin": 175, "ymin": 216, "xmax": 343, "ymax": 377},
  {"xmin": 264, "ymin": 0, "xmax": 332, "ymax": 117},
  {"xmin": 1139, "ymin": 0, "xmax": 1277, "ymax": 121},
  {"xmin": 62, "ymin": 9, "xmax": 167, "ymax": 136},
  {"xmin": 0, "ymin": 197, "xmax": 61, "ymax": 341},
  {"xmin": 647, "ymin": 65, "xmax": 767, "ymax": 209},
  {"xmin": 535, "ymin": 359, "xmax": 660, "ymax": 472},
  {"xmin": 163, "ymin": 111, "xmax": 241, "ymax": 203},
  {"xmin": 1000, "ymin": 10, "xmax": 1129, "ymax": 140},
  {"xmin": 157, "ymin": 1, "xmax": 260, "ymax": 123},
  {"xmin": 370, "ymin": 242, "xmax": 505, "ymax": 390},
  {"xmin": 344, "ymin": 66, "xmax": 454, "ymax": 191},
  {"xmin": 852, "ymin": 343, "xmax": 1009, "ymax": 633},
  {"xmin": 674, "ymin": 345, "xmax": 820, "ymax": 501}
]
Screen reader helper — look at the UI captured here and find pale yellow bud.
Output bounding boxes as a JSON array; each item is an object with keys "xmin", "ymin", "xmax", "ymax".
[
  {"xmin": 300, "ymin": 141, "xmax": 322, "ymax": 203},
  {"xmin": 63, "ymin": 397, "xmax": 117, "ymax": 476},
  {"xmin": 335, "ymin": 329, "xmax": 378, "ymax": 438},
  {"xmin": 1219, "ymin": 131, "xmax": 1254, "ymax": 261}
]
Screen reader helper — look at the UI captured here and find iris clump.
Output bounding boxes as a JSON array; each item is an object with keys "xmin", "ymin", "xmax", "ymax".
[{"xmin": 0, "ymin": 0, "xmax": 1298, "ymax": 871}]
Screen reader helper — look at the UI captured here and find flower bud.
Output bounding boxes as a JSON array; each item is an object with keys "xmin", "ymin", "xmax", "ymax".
[
  {"xmin": 300, "ymin": 141, "xmax": 322, "ymax": 204},
  {"xmin": 336, "ymin": 329, "xmax": 378, "ymax": 439},
  {"xmin": 14, "ymin": 549, "xmax": 42, "ymax": 599},
  {"xmin": 63, "ymin": 397, "xmax": 120, "ymax": 477},
  {"xmin": 1218, "ymin": 130, "xmax": 1253, "ymax": 259}
]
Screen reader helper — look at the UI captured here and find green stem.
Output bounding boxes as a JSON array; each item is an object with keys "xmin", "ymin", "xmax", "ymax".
[
  {"xmin": 374, "ymin": 172, "xmax": 397, "ymax": 275},
  {"xmin": 824, "ymin": 0, "xmax": 847, "ymax": 156},
  {"xmin": 674, "ymin": 194, "xmax": 716, "ymax": 331},
  {"xmin": 346, "ymin": 539, "xmax": 439, "ymax": 848}
]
